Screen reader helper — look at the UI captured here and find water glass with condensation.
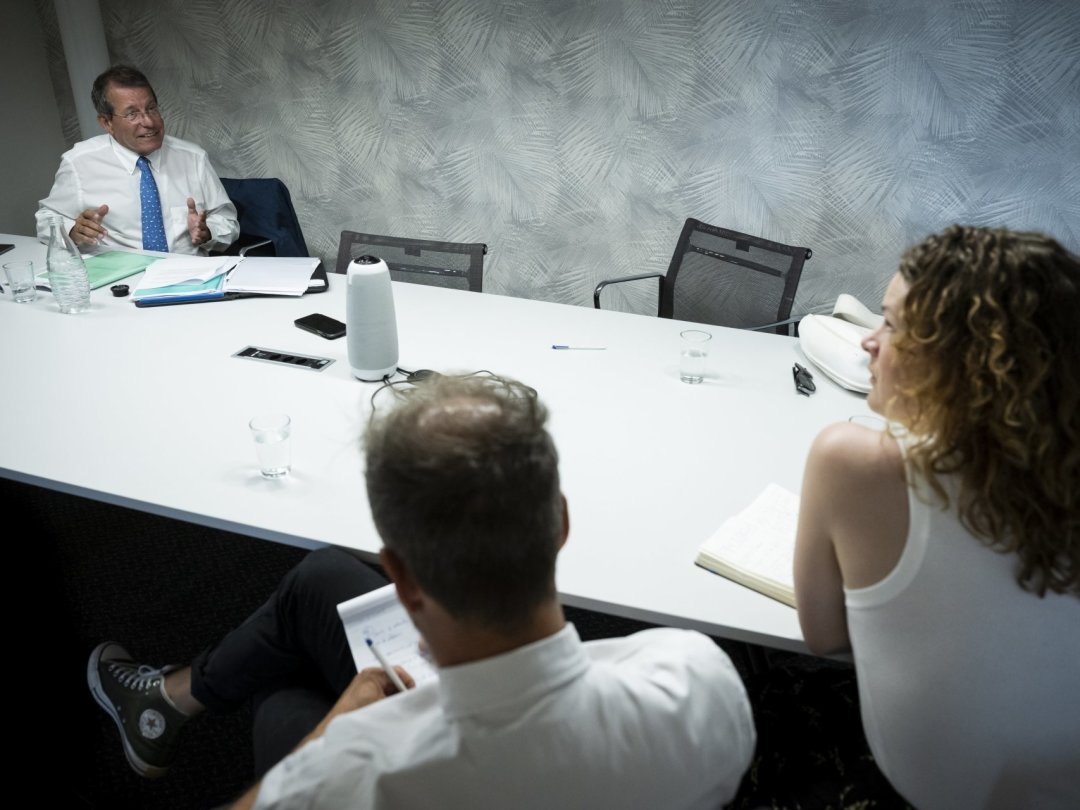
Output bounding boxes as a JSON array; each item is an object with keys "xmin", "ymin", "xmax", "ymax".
[
  {"xmin": 679, "ymin": 329, "xmax": 712, "ymax": 384},
  {"xmin": 3, "ymin": 261, "xmax": 37, "ymax": 303},
  {"xmin": 249, "ymin": 413, "xmax": 291, "ymax": 478}
]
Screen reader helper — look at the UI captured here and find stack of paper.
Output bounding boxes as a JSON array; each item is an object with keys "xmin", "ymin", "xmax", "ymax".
[
  {"xmin": 225, "ymin": 257, "xmax": 321, "ymax": 296},
  {"xmin": 132, "ymin": 256, "xmax": 234, "ymax": 304},
  {"xmin": 695, "ymin": 483, "xmax": 801, "ymax": 607}
]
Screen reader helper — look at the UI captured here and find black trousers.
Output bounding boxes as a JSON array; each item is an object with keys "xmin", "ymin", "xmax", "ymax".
[{"xmin": 188, "ymin": 547, "xmax": 388, "ymax": 776}]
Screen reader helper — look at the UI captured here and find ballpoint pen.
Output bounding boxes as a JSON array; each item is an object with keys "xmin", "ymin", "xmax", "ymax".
[
  {"xmin": 552, "ymin": 345, "xmax": 606, "ymax": 350},
  {"xmin": 366, "ymin": 638, "xmax": 408, "ymax": 692}
]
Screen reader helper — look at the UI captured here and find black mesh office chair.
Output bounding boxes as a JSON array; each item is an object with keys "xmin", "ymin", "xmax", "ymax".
[
  {"xmin": 594, "ymin": 218, "xmax": 812, "ymax": 335},
  {"xmin": 334, "ymin": 231, "xmax": 487, "ymax": 292},
  {"xmin": 218, "ymin": 177, "xmax": 310, "ymax": 258}
]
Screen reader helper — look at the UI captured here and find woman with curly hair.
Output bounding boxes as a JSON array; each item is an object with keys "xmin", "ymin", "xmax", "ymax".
[{"xmin": 793, "ymin": 225, "xmax": 1079, "ymax": 809}]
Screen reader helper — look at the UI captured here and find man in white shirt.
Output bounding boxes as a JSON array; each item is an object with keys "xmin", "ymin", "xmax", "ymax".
[
  {"xmin": 36, "ymin": 64, "xmax": 238, "ymax": 254},
  {"xmin": 88, "ymin": 373, "xmax": 756, "ymax": 809}
]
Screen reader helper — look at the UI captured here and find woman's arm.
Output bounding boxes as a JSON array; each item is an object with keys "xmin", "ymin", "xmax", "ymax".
[{"xmin": 794, "ymin": 422, "xmax": 908, "ymax": 656}]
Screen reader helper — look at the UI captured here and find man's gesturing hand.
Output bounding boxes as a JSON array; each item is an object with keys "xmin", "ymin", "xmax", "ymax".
[{"xmin": 70, "ymin": 204, "xmax": 109, "ymax": 246}]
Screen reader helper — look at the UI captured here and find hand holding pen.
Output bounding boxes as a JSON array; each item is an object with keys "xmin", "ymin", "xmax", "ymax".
[
  {"xmin": 366, "ymin": 638, "xmax": 413, "ymax": 694},
  {"xmin": 292, "ymin": 658, "xmax": 416, "ymax": 755},
  {"xmin": 344, "ymin": 662, "xmax": 414, "ymax": 708}
]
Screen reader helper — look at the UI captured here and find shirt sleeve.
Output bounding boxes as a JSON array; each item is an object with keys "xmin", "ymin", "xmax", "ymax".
[
  {"xmin": 252, "ymin": 737, "xmax": 328, "ymax": 810},
  {"xmin": 197, "ymin": 156, "xmax": 240, "ymax": 252},
  {"xmin": 36, "ymin": 157, "xmax": 80, "ymax": 243},
  {"xmin": 252, "ymin": 731, "xmax": 381, "ymax": 810}
]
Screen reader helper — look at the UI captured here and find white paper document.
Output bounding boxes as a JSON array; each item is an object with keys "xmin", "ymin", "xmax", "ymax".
[
  {"xmin": 225, "ymin": 257, "xmax": 320, "ymax": 295},
  {"xmin": 337, "ymin": 584, "xmax": 439, "ymax": 686},
  {"xmin": 132, "ymin": 256, "xmax": 234, "ymax": 292}
]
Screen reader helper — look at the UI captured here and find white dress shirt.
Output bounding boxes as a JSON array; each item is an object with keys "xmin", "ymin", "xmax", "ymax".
[
  {"xmin": 36, "ymin": 134, "xmax": 239, "ymax": 255},
  {"xmin": 254, "ymin": 625, "xmax": 756, "ymax": 810}
]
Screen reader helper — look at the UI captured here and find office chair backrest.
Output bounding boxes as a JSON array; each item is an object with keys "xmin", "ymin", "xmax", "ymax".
[
  {"xmin": 219, "ymin": 177, "xmax": 310, "ymax": 257},
  {"xmin": 334, "ymin": 231, "xmax": 487, "ymax": 292},
  {"xmin": 663, "ymin": 218, "xmax": 811, "ymax": 334}
]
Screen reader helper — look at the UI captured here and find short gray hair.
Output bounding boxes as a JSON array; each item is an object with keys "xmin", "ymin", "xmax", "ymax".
[{"xmin": 364, "ymin": 373, "xmax": 562, "ymax": 630}]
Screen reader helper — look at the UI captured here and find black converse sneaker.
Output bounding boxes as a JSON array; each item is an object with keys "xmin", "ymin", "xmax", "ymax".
[{"xmin": 87, "ymin": 642, "xmax": 189, "ymax": 778}]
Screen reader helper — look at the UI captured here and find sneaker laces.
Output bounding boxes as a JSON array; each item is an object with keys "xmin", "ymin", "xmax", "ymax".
[{"xmin": 109, "ymin": 661, "xmax": 168, "ymax": 692}]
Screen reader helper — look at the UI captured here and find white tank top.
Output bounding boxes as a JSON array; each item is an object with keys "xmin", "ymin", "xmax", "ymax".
[{"xmin": 845, "ymin": 463, "xmax": 1080, "ymax": 810}]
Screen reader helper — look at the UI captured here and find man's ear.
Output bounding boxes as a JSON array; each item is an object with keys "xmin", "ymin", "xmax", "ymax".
[
  {"xmin": 558, "ymin": 493, "xmax": 570, "ymax": 551},
  {"xmin": 379, "ymin": 547, "xmax": 423, "ymax": 613},
  {"xmin": 98, "ymin": 114, "xmax": 113, "ymax": 135}
]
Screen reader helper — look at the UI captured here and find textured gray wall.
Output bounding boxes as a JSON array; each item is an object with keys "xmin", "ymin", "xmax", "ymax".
[{"xmin": 38, "ymin": 0, "xmax": 1080, "ymax": 314}]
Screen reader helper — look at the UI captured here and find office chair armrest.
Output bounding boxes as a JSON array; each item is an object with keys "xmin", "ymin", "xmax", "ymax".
[
  {"xmin": 212, "ymin": 234, "xmax": 275, "ymax": 258},
  {"xmin": 238, "ymin": 237, "xmax": 273, "ymax": 257},
  {"xmin": 593, "ymin": 273, "xmax": 664, "ymax": 310},
  {"xmin": 747, "ymin": 315, "xmax": 804, "ymax": 336}
]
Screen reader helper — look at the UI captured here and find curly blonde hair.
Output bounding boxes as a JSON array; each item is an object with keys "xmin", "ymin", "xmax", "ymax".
[{"xmin": 893, "ymin": 225, "xmax": 1079, "ymax": 597}]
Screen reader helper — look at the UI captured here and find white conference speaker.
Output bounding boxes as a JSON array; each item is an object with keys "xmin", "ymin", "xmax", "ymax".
[{"xmin": 345, "ymin": 255, "xmax": 399, "ymax": 381}]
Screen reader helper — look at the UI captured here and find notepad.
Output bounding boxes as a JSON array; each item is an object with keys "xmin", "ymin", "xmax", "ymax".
[
  {"xmin": 694, "ymin": 483, "xmax": 800, "ymax": 607},
  {"xmin": 337, "ymin": 584, "xmax": 439, "ymax": 686}
]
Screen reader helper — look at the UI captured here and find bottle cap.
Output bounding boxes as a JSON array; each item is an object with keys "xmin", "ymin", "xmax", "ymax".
[{"xmin": 111, "ymin": 284, "xmax": 129, "ymax": 297}]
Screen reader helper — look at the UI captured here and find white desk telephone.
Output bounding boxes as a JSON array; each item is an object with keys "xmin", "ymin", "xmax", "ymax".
[{"xmin": 799, "ymin": 294, "xmax": 883, "ymax": 394}]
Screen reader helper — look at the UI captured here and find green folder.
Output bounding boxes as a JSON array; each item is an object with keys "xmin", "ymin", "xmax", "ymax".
[
  {"xmin": 38, "ymin": 251, "xmax": 162, "ymax": 290},
  {"xmin": 83, "ymin": 251, "xmax": 162, "ymax": 289}
]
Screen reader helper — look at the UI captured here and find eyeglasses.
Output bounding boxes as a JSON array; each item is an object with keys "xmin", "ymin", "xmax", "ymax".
[
  {"xmin": 113, "ymin": 105, "xmax": 162, "ymax": 123},
  {"xmin": 367, "ymin": 368, "xmax": 532, "ymax": 419}
]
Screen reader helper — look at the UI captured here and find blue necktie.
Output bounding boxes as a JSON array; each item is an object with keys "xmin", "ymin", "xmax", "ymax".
[{"xmin": 137, "ymin": 156, "xmax": 169, "ymax": 252}]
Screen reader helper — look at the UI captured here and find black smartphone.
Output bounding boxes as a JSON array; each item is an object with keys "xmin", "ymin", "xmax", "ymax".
[
  {"xmin": 0, "ymin": 244, "xmax": 15, "ymax": 256},
  {"xmin": 295, "ymin": 313, "xmax": 346, "ymax": 340}
]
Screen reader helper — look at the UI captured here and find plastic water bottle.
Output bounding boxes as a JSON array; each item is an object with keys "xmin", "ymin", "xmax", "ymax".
[{"xmin": 46, "ymin": 214, "xmax": 91, "ymax": 314}]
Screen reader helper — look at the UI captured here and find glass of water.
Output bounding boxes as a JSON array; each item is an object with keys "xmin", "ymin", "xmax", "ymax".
[
  {"xmin": 249, "ymin": 413, "xmax": 292, "ymax": 478},
  {"xmin": 679, "ymin": 329, "xmax": 712, "ymax": 384}
]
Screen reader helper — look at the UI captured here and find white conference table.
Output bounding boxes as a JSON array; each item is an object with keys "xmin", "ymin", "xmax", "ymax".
[{"xmin": 1, "ymin": 234, "xmax": 873, "ymax": 653}]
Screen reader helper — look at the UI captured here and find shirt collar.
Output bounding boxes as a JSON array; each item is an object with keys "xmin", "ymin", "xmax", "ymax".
[
  {"xmin": 437, "ymin": 624, "xmax": 588, "ymax": 721},
  {"xmin": 109, "ymin": 136, "xmax": 164, "ymax": 173}
]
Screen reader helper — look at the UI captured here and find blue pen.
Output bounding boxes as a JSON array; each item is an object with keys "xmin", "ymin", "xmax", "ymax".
[{"xmin": 552, "ymin": 345, "xmax": 606, "ymax": 350}]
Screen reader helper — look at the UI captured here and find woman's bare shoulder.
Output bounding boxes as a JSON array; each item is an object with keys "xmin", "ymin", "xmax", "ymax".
[{"xmin": 807, "ymin": 421, "xmax": 905, "ymax": 486}]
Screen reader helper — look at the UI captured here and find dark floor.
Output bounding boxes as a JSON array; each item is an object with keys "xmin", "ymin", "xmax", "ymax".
[
  {"xmin": 23, "ymin": 477, "xmax": 307, "ymax": 809},
  {"xmin": 16, "ymin": 477, "xmax": 889, "ymax": 810}
]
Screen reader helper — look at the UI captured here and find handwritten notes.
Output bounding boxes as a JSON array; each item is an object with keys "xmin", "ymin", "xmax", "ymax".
[
  {"xmin": 695, "ymin": 483, "xmax": 800, "ymax": 607},
  {"xmin": 337, "ymin": 584, "xmax": 439, "ymax": 685}
]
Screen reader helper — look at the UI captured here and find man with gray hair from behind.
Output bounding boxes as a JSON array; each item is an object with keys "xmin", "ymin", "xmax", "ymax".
[{"xmin": 89, "ymin": 372, "xmax": 755, "ymax": 809}]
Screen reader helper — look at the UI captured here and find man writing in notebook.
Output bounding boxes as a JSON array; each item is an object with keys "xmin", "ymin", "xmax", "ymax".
[
  {"xmin": 36, "ymin": 64, "xmax": 238, "ymax": 254},
  {"xmin": 88, "ymin": 373, "xmax": 756, "ymax": 809}
]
